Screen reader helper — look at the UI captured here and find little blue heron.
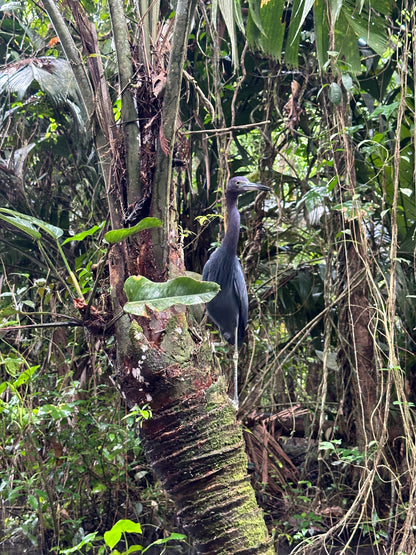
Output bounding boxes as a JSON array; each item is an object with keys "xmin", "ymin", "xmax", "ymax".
[{"xmin": 202, "ymin": 176, "xmax": 270, "ymax": 408}]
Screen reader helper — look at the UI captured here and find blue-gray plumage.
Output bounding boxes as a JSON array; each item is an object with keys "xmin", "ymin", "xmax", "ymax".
[{"xmin": 202, "ymin": 176, "xmax": 270, "ymax": 406}]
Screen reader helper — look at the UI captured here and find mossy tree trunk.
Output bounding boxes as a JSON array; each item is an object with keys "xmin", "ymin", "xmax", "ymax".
[
  {"xmin": 44, "ymin": 0, "xmax": 273, "ymax": 552},
  {"xmin": 122, "ymin": 318, "xmax": 273, "ymax": 554}
]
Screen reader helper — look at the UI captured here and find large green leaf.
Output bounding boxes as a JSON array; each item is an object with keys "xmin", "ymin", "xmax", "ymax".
[
  {"xmin": 346, "ymin": 11, "xmax": 389, "ymax": 57},
  {"xmin": 124, "ymin": 276, "xmax": 220, "ymax": 315},
  {"xmin": 0, "ymin": 208, "xmax": 63, "ymax": 239},
  {"xmin": 246, "ymin": 0, "xmax": 285, "ymax": 60},
  {"xmin": 257, "ymin": 0, "xmax": 285, "ymax": 60},
  {"xmin": 104, "ymin": 217, "xmax": 162, "ymax": 244},
  {"xmin": 334, "ymin": 10, "xmax": 362, "ymax": 73},
  {"xmin": 248, "ymin": 0, "xmax": 265, "ymax": 35},
  {"xmin": 286, "ymin": 0, "xmax": 307, "ymax": 66},
  {"xmin": 0, "ymin": 213, "xmax": 41, "ymax": 240},
  {"xmin": 313, "ymin": 0, "xmax": 329, "ymax": 70}
]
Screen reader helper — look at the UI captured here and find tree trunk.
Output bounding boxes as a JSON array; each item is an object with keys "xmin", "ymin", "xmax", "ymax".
[
  {"xmin": 337, "ymin": 221, "xmax": 378, "ymax": 446},
  {"xmin": 45, "ymin": 0, "xmax": 274, "ymax": 551},
  {"xmin": 120, "ymin": 318, "xmax": 273, "ymax": 554},
  {"xmin": 333, "ymin": 103, "xmax": 379, "ymax": 448}
]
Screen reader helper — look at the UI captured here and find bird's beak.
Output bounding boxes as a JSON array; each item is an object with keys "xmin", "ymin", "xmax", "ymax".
[{"xmin": 241, "ymin": 182, "xmax": 271, "ymax": 193}]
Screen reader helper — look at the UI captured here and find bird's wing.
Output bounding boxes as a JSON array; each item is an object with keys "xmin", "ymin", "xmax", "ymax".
[
  {"xmin": 201, "ymin": 256, "xmax": 212, "ymax": 282},
  {"xmin": 233, "ymin": 261, "xmax": 248, "ymax": 346},
  {"xmin": 202, "ymin": 249, "xmax": 219, "ymax": 283},
  {"xmin": 233, "ymin": 271, "xmax": 248, "ymax": 328}
]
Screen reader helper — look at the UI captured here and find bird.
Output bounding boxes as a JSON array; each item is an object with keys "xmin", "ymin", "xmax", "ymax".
[{"xmin": 202, "ymin": 176, "xmax": 270, "ymax": 408}]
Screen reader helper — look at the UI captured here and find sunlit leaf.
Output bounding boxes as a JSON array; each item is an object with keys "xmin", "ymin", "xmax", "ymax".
[
  {"xmin": 103, "ymin": 519, "xmax": 142, "ymax": 549},
  {"xmin": 126, "ymin": 545, "xmax": 144, "ymax": 554},
  {"xmin": 13, "ymin": 365, "xmax": 38, "ymax": 387},
  {"xmin": 124, "ymin": 276, "xmax": 220, "ymax": 316},
  {"xmin": 319, "ymin": 441, "xmax": 336, "ymax": 451},
  {"xmin": 104, "ymin": 218, "xmax": 162, "ymax": 244},
  {"xmin": 63, "ymin": 222, "xmax": 105, "ymax": 244},
  {"xmin": 36, "ymin": 403, "xmax": 74, "ymax": 420}
]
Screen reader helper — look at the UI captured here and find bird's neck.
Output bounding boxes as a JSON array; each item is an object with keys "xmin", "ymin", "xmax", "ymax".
[{"xmin": 222, "ymin": 192, "xmax": 240, "ymax": 252}]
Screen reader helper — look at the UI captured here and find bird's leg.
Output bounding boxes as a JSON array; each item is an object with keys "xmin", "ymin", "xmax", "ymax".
[{"xmin": 232, "ymin": 319, "xmax": 239, "ymax": 410}]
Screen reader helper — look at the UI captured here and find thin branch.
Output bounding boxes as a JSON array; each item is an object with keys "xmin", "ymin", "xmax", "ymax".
[
  {"xmin": 1, "ymin": 321, "xmax": 83, "ymax": 331},
  {"xmin": 181, "ymin": 120, "xmax": 271, "ymax": 135},
  {"xmin": 182, "ymin": 69, "xmax": 215, "ymax": 120}
]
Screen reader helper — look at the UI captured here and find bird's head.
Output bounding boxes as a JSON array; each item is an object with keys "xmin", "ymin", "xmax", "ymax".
[{"xmin": 227, "ymin": 176, "xmax": 271, "ymax": 195}]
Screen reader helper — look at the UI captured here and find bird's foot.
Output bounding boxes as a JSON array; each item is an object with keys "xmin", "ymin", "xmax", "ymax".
[{"xmin": 228, "ymin": 396, "xmax": 239, "ymax": 410}]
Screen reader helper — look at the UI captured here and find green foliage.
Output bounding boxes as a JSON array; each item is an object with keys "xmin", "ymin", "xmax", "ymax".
[
  {"xmin": 104, "ymin": 519, "xmax": 143, "ymax": 550},
  {"xmin": 0, "ymin": 57, "xmax": 81, "ymax": 106},
  {"xmin": 1, "ymin": 0, "xmax": 416, "ymax": 552},
  {"xmin": 246, "ymin": 0, "xmax": 391, "ymax": 72},
  {"xmin": 56, "ymin": 519, "xmax": 186, "ymax": 554},
  {"xmin": 62, "ymin": 223, "xmax": 105, "ymax": 245},
  {"xmin": 246, "ymin": 0, "xmax": 285, "ymax": 61},
  {"xmin": 124, "ymin": 276, "xmax": 220, "ymax": 315},
  {"xmin": 104, "ymin": 218, "xmax": 162, "ymax": 244}
]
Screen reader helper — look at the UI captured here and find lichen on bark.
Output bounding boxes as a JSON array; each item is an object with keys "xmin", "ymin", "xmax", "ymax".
[{"xmin": 120, "ymin": 313, "xmax": 273, "ymax": 554}]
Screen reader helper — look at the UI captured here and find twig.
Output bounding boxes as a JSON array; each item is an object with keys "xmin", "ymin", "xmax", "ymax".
[
  {"xmin": 1, "ymin": 321, "xmax": 83, "ymax": 332},
  {"xmin": 180, "ymin": 120, "xmax": 271, "ymax": 135}
]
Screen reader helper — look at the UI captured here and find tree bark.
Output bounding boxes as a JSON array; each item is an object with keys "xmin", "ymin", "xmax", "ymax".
[
  {"xmin": 120, "ymin": 317, "xmax": 274, "ymax": 554},
  {"xmin": 108, "ymin": 0, "xmax": 141, "ymax": 204},
  {"xmin": 333, "ymin": 103, "xmax": 379, "ymax": 448}
]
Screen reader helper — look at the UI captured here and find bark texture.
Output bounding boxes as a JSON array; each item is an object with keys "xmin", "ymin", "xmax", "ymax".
[
  {"xmin": 118, "ymin": 316, "xmax": 274, "ymax": 554},
  {"xmin": 337, "ymin": 222, "xmax": 378, "ymax": 446},
  {"xmin": 333, "ymin": 103, "xmax": 379, "ymax": 447}
]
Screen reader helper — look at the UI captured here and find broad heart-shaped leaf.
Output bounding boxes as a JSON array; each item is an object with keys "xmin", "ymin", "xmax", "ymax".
[
  {"xmin": 0, "ymin": 208, "xmax": 63, "ymax": 239},
  {"xmin": 124, "ymin": 276, "xmax": 220, "ymax": 316},
  {"xmin": 104, "ymin": 218, "xmax": 162, "ymax": 244},
  {"xmin": 103, "ymin": 519, "xmax": 143, "ymax": 549}
]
